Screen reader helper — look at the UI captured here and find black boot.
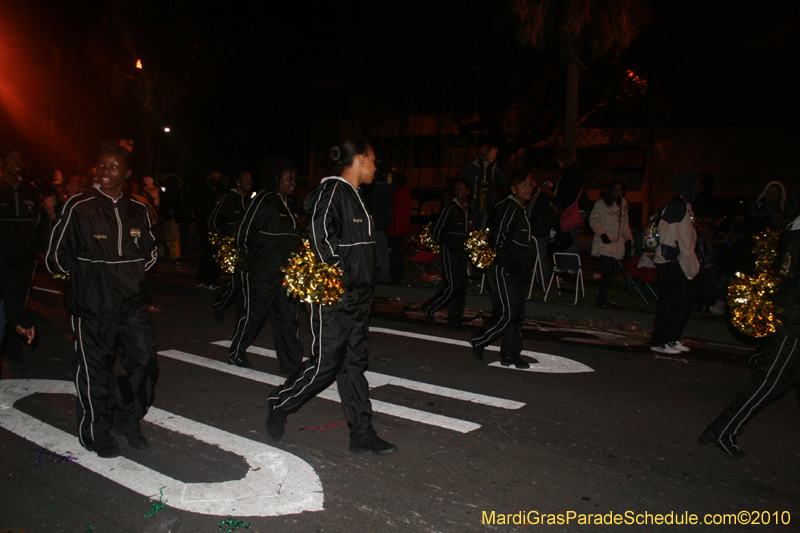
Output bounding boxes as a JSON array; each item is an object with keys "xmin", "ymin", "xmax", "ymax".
[
  {"xmin": 86, "ymin": 432, "xmax": 121, "ymax": 458},
  {"xmin": 266, "ymin": 405, "xmax": 288, "ymax": 441},
  {"xmin": 350, "ymin": 432, "xmax": 398, "ymax": 456},
  {"xmin": 113, "ymin": 416, "xmax": 149, "ymax": 450}
]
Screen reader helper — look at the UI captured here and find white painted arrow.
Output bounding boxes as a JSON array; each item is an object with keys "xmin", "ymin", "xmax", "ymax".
[{"xmin": 0, "ymin": 379, "xmax": 323, "ymax": 517}]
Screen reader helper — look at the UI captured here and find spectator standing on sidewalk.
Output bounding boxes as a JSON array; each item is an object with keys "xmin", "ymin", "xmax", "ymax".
[
  {"xmin": 459, "ymin": 145, "xmax": 508, "ymax": 231},
  {"xmin": 46, "ymin": 145, "xmax": 158, "ymax": 458},
  {"xmin": 526, "ymin": 174, "xmax": 556, "ymax": 286},
  {"xmin": 650, "ymin": 171, "xmax": 702, "ymax": 355},
  {"xmin": 589, "ymin": 179, "xmax": 633, "ymax": 308},
  {"xmin": 552, "ymin": 149, "xmax": 590, "ymax": 273}
]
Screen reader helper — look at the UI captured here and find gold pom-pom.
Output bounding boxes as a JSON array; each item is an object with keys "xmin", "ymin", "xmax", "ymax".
[
  {"xmin": 419, "ymin": 223, "xmax": 440, "ymax": 255},
  {"xmin": 465, "ymin": 230, "xmax": 495, "ymax": 269},
  {"xmin": 282, "ymin": 239, "xmax": 344, "ymax": 304},
  {"xmin": 728, "ymin": 229, "xmax": 783, "ymax": 338},
  {"xmin": 209, "ymin": 233, "xmax": 239, "ymax": 275},
  {"xmin": 52, "ymin": 272, "xmax": 70, "ymax": 285}
]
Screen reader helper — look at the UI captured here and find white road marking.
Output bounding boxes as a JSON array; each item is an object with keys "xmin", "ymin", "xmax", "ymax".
[
  {"xmin": 160, "ymin": 349, "xmax": 481, "ymax": 433},
  {"xmin": 0, "ymin": 379, "xmax": 323, "ymax": 517},
  {"xmin": 368, "ymin": 326, "xmax": 595, "ymax": 373},
  {"xmin": 32, "ymin": 285, "xmax": 63, "ymax": 295},
  {"xmin": 211, "ymin": 340, "xmax": 524, "ymax": 410}
]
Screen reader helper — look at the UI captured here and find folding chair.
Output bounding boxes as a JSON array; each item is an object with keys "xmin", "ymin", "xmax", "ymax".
[
  {"xmin": 544, "ymin": 252, "xmax": 584, "ymax": 305},
  {"xmin": 409, "ymin": 250, "xmax": 439, "ymax": 276},
  {"xmin": 527, "ymin": 238, "xmax": 546, "ymax": 299},
  {"xmin": 620, "ymin": 257, "xmax": 657, "ymax": 304}
]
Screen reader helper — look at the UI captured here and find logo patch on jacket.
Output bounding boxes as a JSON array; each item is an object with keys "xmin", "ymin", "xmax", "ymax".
[
  {"xmin": 130, "ymin": 229, "xmax": 141, "ymax": 238},
  {"xmin": 353, "ymin": 218, "xmax": 363, "ymax": 223},
  {"xmin": 94, "ymin": 234, "xmax": 107, "ymax": 239}
]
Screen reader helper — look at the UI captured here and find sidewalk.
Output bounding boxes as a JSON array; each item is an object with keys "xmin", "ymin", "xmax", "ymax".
[
  {"xmin": 152, "ymin": 258, "xmax": 751, "ymax": 350},
  {"xmin": 374, "ymin": 283, "xmax": 751, "ymax": 350}
]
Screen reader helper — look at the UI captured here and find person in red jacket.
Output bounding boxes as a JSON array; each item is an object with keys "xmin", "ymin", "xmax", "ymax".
[{"xmin": 387, "ymin": 172, "xmax": 411, "ymax": 283}]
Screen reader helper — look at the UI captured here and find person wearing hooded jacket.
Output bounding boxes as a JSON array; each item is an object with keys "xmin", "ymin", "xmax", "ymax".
[
  {"xmin": 470, "ymin": 173, "xmax": 537, "ymax": 369},
  {"xmin": 421, "ymin": 178, "xmax": 473, "ymax": 331},
  {"xmin": 698, "ymin": 213, "xmax": 800, "ymax": 457},
  {"xmin": 226, "ymin": 162, "xmax": 303, "ymax": 374},
  {"xmin": 747, "ymin": 180, "xmax": 789, "ymax": 237},
  {"xmin": 46, "ymin": 145, "xmax": 158, "ymax": 459},
  {"xmin": 589, "ymin": 180, "xmax": 633, "ymax": 308},
  {"xmin": 266, "ymin": 139, "xmax": 397, "ymax": 456},
  {"xmin": 650, "ymin": 171, "xmax": 702, "ymax": 355}
]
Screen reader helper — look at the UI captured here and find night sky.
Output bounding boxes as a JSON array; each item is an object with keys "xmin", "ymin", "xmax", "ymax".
[{"xmin": 2, "ymin": 0, "xmax": 798, "ymax": 179}]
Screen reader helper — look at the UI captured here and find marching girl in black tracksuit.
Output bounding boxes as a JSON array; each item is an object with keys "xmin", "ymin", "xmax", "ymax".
[
  {"xmin": 226, "ymin": 161, "xmax": 303, "ymax": 374},
  {"xmin": 267, "ymin": 139, "xmax": 397, "ymax": 456},
  {"xmin": 470, "ymin": 173, "xmax": 536, "ymax": 369},
  {"xmin": 421, "ymin": 178, "xmax": 473, "ymax": 331},
  {"xmin": 46, "ymin": 145, "xmax": 158, "ymax": 459},
  {"xmin": 210, "ymin": 171, "xmax": 254, "ymax": 321}
]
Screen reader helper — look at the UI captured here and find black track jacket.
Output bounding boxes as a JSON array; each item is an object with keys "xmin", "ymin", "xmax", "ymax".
[
  {"xmin": 46, "ymin": 188, "xmax": 157, "ymax": 319},
  {"xmin": 305, "ymin": 177, "xmax": 376, "ymax": 290},
  {"xmin": 433, "ymin": 198, "xmax": 471, "ymax": 256},
  {"xmin": 490, "ymin": 196, "xmax": 535, "ymax": 276},
  {"xmin": 237, "ymin": 191, "xmax": 302, "ymax": 279},
  {"xmin": 209, "ymin": 189, "xmax": 251, "ymax": 236}
]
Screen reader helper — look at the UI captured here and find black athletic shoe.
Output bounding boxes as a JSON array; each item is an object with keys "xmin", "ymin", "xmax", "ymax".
[
  {"xmin": 87, "ymin": 433, "xmax": 121, "ymax": 459},
  {"xmin": 470, "ymin": 341, "xmax": 484, "ymax": 362},
  {"xmin": 501, "ymin": 356, "xmax": 531, "ymax": 369},
  {"xmin": 213, "ymin": 307, "xmax": 224, "ymax": 322},
  {"xmin": 697, "ymin": 427, "xmax": 746, "ymax": 458},
  {"xmin": 113, "ymin": 417, "xmax": 149, "ymax": 450},
  {"xmin": 266, "ymin": 406, "xmax": 288, "ymax": 441},
  {"xmin": 228, "ymin": 355, "xmax": 254, "ymax": 368},
  {"xmin": 349, "ymin": 433, "xmax": 398, "ymax": 455},
  {"xmin": 425, "ymin": 310, "xmax": 437, "ymax": 326}
]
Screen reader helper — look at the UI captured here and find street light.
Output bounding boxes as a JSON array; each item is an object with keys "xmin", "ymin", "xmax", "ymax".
[{"xmin": 163, "ymin": 126, "xmax": 170, "ymax": 133}]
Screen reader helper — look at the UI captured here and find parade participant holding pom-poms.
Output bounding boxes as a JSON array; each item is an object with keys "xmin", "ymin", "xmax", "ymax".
[
  {"xmin": 698, "ymin": 214, "xmax": 800, "ymax": 457},
  {"xmin": 470, "ymin": 173, "xmax": 536, "ymax": 369},
  {"xmin": 267, "ymin": 139, "xmax": 398, "ymax": 456},
  {"xmin": 226, "ymin": 159, "xmax": 304, "ymax": 373},
  {"xmin": 421, "ymin": 178, "xmax": 473, "ymax": 331}
]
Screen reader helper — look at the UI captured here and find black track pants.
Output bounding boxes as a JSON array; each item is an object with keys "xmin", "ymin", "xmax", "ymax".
[
  {"xmin": 651, "ymin": 261, "xmax": 693, "ymax": 346},
  {"xmin": 422, "ymin": 246, "xmax": 468, "ymax": 324},
  {"xmin": 70, "ymin": 307, "xmax": 158, "ymax": 449},
  {"xmin": 471, "ymin": 264, "xmax": 526, "ymax": 359},
  {"xmin": 228, "ymin": 272, "xmax": 303, "ymax": 375},
  {"xmin": 213, "ymin": 271, "xmax": 242, "ymax": 312},
  {"xmin": 705, "ymin": 334, "xmax": 799, "ymax": 451},
  {"xmin": 268, "ymin": 287, "xmax": 374, "ymax": 437}
]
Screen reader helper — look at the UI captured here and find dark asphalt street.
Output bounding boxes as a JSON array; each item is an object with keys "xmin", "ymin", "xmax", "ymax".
[{"xmin": 1, "ymin": 270, "xmax": 798, "ymax": 532}]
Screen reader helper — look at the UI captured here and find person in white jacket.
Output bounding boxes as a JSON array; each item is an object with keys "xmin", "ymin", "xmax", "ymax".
[
  {"xmin": 651, "ymin": 171, "xmax": 702, "ymax": 355},
  {"xmin": 589, "ymin": 180, "xmax": 633, "ymax": 308}
]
